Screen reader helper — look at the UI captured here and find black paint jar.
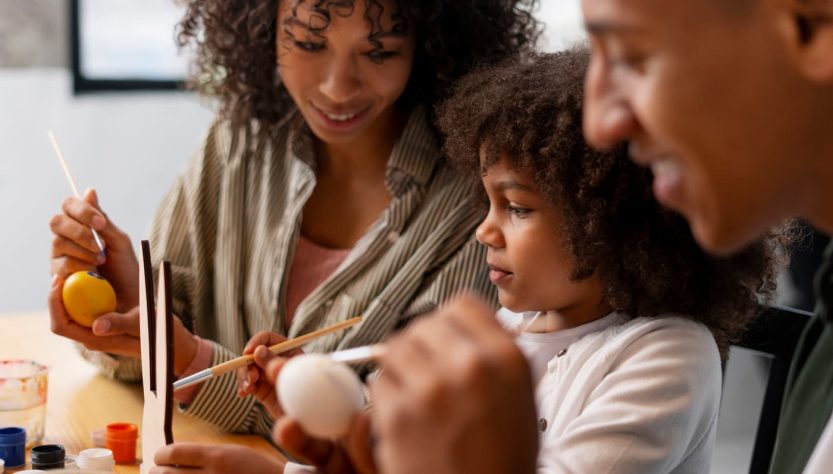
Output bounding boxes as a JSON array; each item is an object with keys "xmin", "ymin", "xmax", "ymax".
[{"xmin": 31, "ymin": 443, "xmax": 66, "ymax": 470}]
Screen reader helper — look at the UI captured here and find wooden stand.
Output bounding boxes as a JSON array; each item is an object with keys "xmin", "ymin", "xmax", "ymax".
[{"xmin": 138, "ymin": 240, "xmax": 173, "ymax": 472}]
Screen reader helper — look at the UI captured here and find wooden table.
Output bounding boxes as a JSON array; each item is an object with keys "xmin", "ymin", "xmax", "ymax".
[{"xmin": 0, "ymin": 312, "xmax": 284, "ymax": 472}]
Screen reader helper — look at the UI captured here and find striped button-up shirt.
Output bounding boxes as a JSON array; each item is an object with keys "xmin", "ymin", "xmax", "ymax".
[{"xmin": 82, "ymin": 106, "xmax": 495, "ymax": 436}]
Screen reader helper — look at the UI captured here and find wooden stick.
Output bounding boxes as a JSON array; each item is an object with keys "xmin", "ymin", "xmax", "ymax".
[
  {"xmin": 173, "ymin": 316, "xmax": 363, "ymax": 390},
  {"xmin": 48, "ymin": 130, "xmax": 105, "ymax": 252}
]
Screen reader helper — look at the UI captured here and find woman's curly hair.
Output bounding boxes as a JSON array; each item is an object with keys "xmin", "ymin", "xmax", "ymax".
[
  {"xmin": 438, "ymin": 48, "xmax": 787, "ymax": 355},
  {"xmin": 176, "ymin": 0, "xmax": 541, "ymax": 128}
]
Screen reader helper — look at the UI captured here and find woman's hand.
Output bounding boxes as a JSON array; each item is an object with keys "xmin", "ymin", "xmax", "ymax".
[
  {"xmin": 237, "ymin": 331, "xmax": 303, "ymax": 418},
  {"xmin": 273, "ymin": 413, "xmax": 377, "ymax": 474},
  {"xmin": 151, "ymin": 443, "xmax": 285, "ymax": 474},
  {"xmin": 49, "ymin": 188, "xmax": 139, "ymax": 311},
  {"xmin": 48, "ymin": 276, "xmax": 199, "ymax": 372}
]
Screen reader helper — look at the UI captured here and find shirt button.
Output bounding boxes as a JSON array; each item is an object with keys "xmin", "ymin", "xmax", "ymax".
[
  {"xmin": 387, "ymin": 231, "xmax": 400, "ymax": 243},
  {"xmin": 538, "ymin": 418, "xmax": 548, "ymax": 432},
  {"xmin": 557, "ymin": 348, "xmax": 568, "ymax": 357}
]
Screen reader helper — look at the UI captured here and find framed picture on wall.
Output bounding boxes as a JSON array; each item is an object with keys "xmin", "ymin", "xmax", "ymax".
[{"xmin": 70, "ymin": 0, "xmax": 191, "ymax": 93}]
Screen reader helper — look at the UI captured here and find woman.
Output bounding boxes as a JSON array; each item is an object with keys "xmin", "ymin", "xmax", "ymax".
[{"xmin": 47, "ymin": 0, "xmax": 540, "ymax": 466}]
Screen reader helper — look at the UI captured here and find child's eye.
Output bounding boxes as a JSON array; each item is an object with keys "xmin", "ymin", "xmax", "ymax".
[
  {"xmin": 507, "ymin": 205, "xmax": 531, "ymax": 218},
  {"xmin": 294, "ymin": 40, "xmax": 325, "ymax": 53},
  {"xmin": 365, "ymin": 50, "xmax": 398, "ymax": 64}
]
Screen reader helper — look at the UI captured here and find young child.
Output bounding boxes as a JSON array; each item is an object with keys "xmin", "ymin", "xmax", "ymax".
[{"xmin": 433, "ymin": 48, "xmax": 784, "ymax": 472}]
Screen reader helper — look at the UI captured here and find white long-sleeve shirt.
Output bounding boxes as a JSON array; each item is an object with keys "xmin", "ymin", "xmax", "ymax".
[
  {"xmin": 804, "ymin": 416, "xmax": 833, "ymax": 472},
  {"xmin": 499, "ymin": 309, "xmax": 722, "ymax": 474},
  {"xmin": 287, "ymin": 310, "xmax": 721, "ymax": 474}
]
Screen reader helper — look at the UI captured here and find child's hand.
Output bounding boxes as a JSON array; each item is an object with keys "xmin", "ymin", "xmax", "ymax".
[
  {"xmin": 273, "ymin": 413, "xmax": 377, "ymax": 474},
  {"xmin": 237, "ymin": 331, "xmax": 303, "ymax": 418}
]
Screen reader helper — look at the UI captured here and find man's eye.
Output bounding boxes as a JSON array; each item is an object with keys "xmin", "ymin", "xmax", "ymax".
[
  {"xmin": 612, "ymin": 52, "xmax": 648, "ymax": 74},
  {"xmin": 366, "ymin": 50, "xmax": 397, "ymax": 63},
  {"xmin": 294, "ymin": 40, "xmax": 325, "ymax": 53}
]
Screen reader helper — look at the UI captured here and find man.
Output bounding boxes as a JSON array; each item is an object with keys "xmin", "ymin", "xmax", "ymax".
[
  {"xmin": 277, "ymin": 1, "xmax": 833, "ymax": 472},
  {"xmin": 580, "ymin": 0, "xmax": 833, "ymax": 471}
]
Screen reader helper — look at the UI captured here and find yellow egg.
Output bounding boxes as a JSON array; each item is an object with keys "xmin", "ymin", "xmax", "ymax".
[{"xmin": 62, "ymin": 271, "xmax": 117, "ymax": 327}]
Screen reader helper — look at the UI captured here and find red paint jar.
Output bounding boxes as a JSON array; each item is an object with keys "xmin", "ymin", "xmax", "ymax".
[{"xmin": 105, "ymin": 422, "xmax": 138, "ymax": 464}]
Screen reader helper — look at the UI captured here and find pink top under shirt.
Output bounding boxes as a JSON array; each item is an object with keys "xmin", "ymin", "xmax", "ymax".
[
  {"xmin": 175, "ymin": 234, "xmax": 350, "ymax": 405},
  {"xmin": 285, "ymin": 234, "xmax": 352, "ymax": 327}
]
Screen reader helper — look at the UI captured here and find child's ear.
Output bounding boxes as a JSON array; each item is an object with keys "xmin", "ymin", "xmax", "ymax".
[{"xmin": 780, "ymin": 0, "xmax": 833, "ymax": 82}]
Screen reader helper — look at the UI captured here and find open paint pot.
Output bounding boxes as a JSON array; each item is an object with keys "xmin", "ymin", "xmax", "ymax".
[
  {"xmin": 0, "ymin": 360, "xmax": 48, "ymax": 447},
  {"xmin": 105, "ymin": 422, "xmax": 138, "ymax": 464},
  {"xmin": 31, "ymin": 443, "xmax": 66, "ymax": 470}
]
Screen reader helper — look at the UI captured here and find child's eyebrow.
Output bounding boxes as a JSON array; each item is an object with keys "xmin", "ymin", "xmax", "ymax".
[{"xmin": 496, "ymin": 180, "xmax": 534, "ymax": 192}]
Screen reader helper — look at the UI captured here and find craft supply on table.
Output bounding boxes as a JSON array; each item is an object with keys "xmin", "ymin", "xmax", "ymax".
[
  {"xmin": 49, "ymin": 130, "xmax": 117, "ymax": 328},
  {"xmin": 90, "ymin": 427, "xmax": 106, "ymax": 447},
  {"xmin": 277, "ymin": 354, "xmax": 365, "ymax": 439},
  {"xmin": 64, "ymin": 453, "xmax": 78, "ymax": 470},
  {"xmin": 105, "ymin": 422, "xmax": 138, "ymax": 464},
  {"xmin": 48, "ymin": 130, "xmax": 105, "ymax": 252},
  {"xmin": 0, "ymin": 426, "xmax": 26, "ymax": 467},
  {"xmin": 30, "ymin": 443, "xmax": 66, "ymax": 470},
  {"xmin": 174, "ymin": 316, "xmax": 364, "ymax": 391},
  {"xmin": 0, "ymin": 360, "xmax": 47, "ymax": 447},
  {"xmin": 78, "ymin": 447, "xmax": 115, "ymax": 471}
]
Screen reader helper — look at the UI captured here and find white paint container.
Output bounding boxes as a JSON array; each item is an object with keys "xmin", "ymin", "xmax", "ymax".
[
  {"xmin": 277, "ymin": 354, "xmax": 365, "ymax": 439},
  {"xmin": 78, "ymin": 447, "xmax": 115, "ymax": 471}
]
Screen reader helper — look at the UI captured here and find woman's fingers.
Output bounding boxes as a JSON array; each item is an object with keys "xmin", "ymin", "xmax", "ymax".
[
  {"xmin": 48, "ymin": 280, "xmax": 140, "ymax": 357},
  {"xmin": 51, "ymin": 234, "xmax": 102, "ymax": 264},
  {"xmin": 62, "ymin": 193, "xmax": 107, "ymax": 231},
  {"xmin": 50, "ymin": 254, "xmax": 96, "ymax": 278},
  {"xmin": 91, "ymin": 306, "xmax": 141, "ymax": 337},
  {"xmin": 50, "ymin": 211, "xmax": 101, "ymax": 255}
]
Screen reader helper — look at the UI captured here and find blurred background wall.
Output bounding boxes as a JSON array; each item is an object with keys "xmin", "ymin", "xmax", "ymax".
[{"xmin": 0, "ymin": 0, "xmax": 214, "ymax": 313}]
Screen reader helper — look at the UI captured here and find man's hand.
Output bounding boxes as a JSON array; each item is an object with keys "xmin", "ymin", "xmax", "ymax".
[
  {"xmin": 273, "ymin": 413, "xmax": 376, "ymax": 474},
  {"xmin": 370, "ymin": 295, "xmax": 539, "ymax": 474}
]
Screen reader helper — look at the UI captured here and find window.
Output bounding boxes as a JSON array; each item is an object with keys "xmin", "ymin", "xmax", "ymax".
[{"xmin": 70, "ymin": 0, "xmax": 190, "ymax": 93}]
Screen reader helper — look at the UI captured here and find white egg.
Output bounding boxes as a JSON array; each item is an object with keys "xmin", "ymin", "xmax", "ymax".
[{"xmin": 277, "ymin": 354, "xmax": 365, "ymax": 439}]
